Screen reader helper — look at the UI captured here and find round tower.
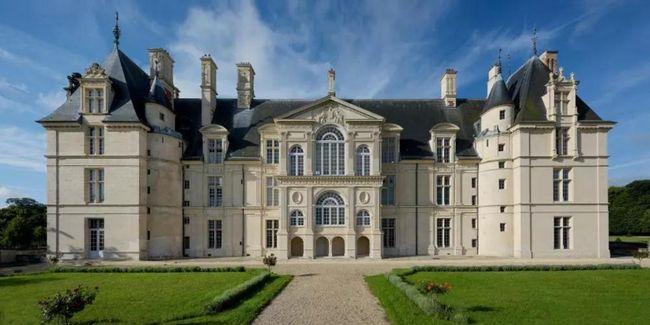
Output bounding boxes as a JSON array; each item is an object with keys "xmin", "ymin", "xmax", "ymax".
[{"xmin": 475, "ymin": 69, "xmax": 515, "ymax": 257}]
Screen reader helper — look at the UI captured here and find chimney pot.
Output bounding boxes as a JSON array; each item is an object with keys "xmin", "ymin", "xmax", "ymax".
[
  {"xmin": 440, "ymin": 68, "xmax": 457, "ymax": 107},
  {"xmin": 236, "ymin": 63, "xmax": 255, "ymax": 109}
]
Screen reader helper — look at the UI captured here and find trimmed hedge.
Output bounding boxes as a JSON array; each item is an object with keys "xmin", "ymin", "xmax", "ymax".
[
  {"xmin": 51, "ymin": 266, "xmax": 247, "ymax": 273},
  {"xmin": 406, "ymin": 263, "xmax": 640, "ymax": 275},
  {"xmin": 204, "ymin": 271, "xmax": 271, "ymax": 314}
]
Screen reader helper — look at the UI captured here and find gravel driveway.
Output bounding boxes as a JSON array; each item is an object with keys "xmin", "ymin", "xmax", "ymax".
[{"xmin": 253, "ymin": 260, "xmax": 390, "ymax": 325}]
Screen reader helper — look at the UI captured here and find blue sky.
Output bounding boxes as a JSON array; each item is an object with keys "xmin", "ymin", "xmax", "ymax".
[{"xmin": 0, "ymin": 0, "xmax": 649, "ymax": 204}]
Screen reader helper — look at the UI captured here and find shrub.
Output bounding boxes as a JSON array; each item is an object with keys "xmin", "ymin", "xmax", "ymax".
[
  {"xmin": 204, "ymin": 272, "xmax": 270, "ymax": 313},
  {"xmin": 633, "ymin": 249, "xmax": 649, "ymax": 263},
  {"xmin": 38, "ymin": 285, "xmax": 98, "ymax": 324},
  {"xmin": 417, "ymin": 281, "xmax": 452, "ymax": 295},
  {"xmin": 263, "ymin": 254, "xmax": 277, "ymax": 272}
]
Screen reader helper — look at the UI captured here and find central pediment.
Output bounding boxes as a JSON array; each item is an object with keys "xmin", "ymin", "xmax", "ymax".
[{"xmin": 274, "ymin": 95, "xmax": 385, "ymax": 124}]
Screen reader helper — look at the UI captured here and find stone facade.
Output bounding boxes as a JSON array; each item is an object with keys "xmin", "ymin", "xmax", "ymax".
[{"xmin": 38, "ymin": 43, "xmax": 614, "ymax": 260}]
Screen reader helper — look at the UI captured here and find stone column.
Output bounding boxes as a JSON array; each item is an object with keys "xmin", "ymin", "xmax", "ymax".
[
  {"xmin": 346, "ymin": 187, "xmax": 356, "ymax": 258},
  {"xmin": 304, "ymin": 187, "xmax": 314, "ymax": 258},
  {"xmin": 276, "ymin": 186, "xmax": 289, "ymax": 259}
]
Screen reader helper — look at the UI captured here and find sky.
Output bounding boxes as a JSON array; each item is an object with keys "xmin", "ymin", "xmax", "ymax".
[{"xmin": 0, "ymin": 0, "xmax": 649, "ymax": 204}]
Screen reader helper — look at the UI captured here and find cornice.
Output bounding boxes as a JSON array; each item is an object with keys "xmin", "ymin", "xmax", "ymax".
[{"xmin": 276, "ymin": 175, "xmax": 384, "ymax": 186}]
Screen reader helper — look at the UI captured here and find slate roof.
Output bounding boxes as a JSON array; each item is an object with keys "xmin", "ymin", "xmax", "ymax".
[{"xmin": 40, "ymin": 48, "xmax": 608, "ymax": 162}]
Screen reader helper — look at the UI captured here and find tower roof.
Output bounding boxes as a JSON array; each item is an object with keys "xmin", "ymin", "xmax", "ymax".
[{"xmin": 483, "ymin": 74, "xmax": 513, "ymax": 113}]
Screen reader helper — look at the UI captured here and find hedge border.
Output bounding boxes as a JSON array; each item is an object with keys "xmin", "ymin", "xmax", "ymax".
[
  {"xmin": 50, "ymin": 266, "xmax": 247, "ymax": 273},
  {"xmin": 386, "ymin": 263, "xmax": 642, "ymax": 324},
  {"xmin": 204, "ymin": 271, "xmax": 271, "ymax": 314}
]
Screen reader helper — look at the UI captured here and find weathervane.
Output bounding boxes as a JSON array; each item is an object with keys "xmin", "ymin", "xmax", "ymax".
[
  {"xmin": 531, "ymin": 27, "xmax": 538, "ymax": 56},
  {"xmin": 497, "ymin": 48, "xmax": 502, "ymax": 67},
  {"xmin": 113, "ymin": 12, "xmax": 121, "ymax": 48}
]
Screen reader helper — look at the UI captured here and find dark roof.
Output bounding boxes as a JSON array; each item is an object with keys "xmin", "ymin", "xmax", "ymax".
[
  {"xmin": 175, "ymin": 98, "xmax": 484, "ymax": 160},
  {"xmin": 483, "ymin": 75, "xmax": 513, "ymax": 113},
  {"xmin": 41, "ymin": 48, "xmax": 608, "ymax": 162}
]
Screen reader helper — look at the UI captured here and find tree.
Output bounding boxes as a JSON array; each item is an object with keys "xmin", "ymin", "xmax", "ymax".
[
  {"xmin": 0, "ymin": 197, "xmax": 46, "ymax": 249},
  {"xmin": 609, "ymin": 180, "xmax": 650, "ymax": 235}
]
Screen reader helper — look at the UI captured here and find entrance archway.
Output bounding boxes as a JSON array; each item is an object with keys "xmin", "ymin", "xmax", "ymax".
[
  {"xmin": 332, "ymin": 236, "xmax": 345, "ymax": 256},
  {"xmin": 315, "ymin": 237, "xmax": 329, "ymax": 257},
  {"xmin": 291, "ymin": 237, "xmax": 304, "ymax": 257},
  {"xmin": 356, "ymin": 236, "xmax": 370, "ymax": 257}
]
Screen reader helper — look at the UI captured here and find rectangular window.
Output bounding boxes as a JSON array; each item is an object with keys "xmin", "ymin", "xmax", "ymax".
[
  {"xmin": 500, "ymin": 206, "xmax": 506, "ymax": 213},
  {"xmin": 554, "ymin": 216, "xmax": 571, "ymax": 249},
  {"xmin": 159, "ymin": 112, "xmax": 165, "ymax": 121},
  {"xmin": 436, "ymin": 137, "xmax": 451, "ymax": 163},
  {"xmin": 183, "ymin": 217, "xmax": 190, "ymax": 225},
  {"xmin": 553, "ymin": 168, "xmax": 571, "ymax": 202},
  {"xmin": 88, "ymin": 218, "xmax": 105, "ymax": 252},
  {"xmin": 207, "ymin": 139, "xmax": 223, "ymax": 164},
  {"xmin": 499, "ymin": 110, "xmax": 506, "ymax": 120},
  {"xmin": 183, "ymin": 236, "xmax": 190, "ymax": 250},
  {"xmin": 498, "ymin": 143, "xmax": 505, "ymax": 152},
  {"xmin": 381, "ymin": 175, "xmax": 395, "ymax": 205},
  {"xmin": 554, "ymin": 91, "xmax": 569, "ymax": 115},
  {"xmin": 207, "ymin": 176, "xmax": 222, "ymax": 207},
  {"xmin": 471, "ymin": 218, "xmax": 476, "ymax": 229},
  {"xmin": 555, "ymin": 127, "xmax": 570, "ymax": 156},
  {"xmin": 266, "ymin": 177, "xmax": 279, "ymax": 206},
  {"xmin": 471, "ymin": 238, "xmax": 477, "ymax": 248},
  {"xmin": 471, "ymin": 195, "xmax": 477, "ymax": 206},
  {"xmin": 86, "ymin": 88, "xmax": 104, "ymax": 113},
  {"xmin": 183, "ymin": 200, "xmax": 190, "ymax": 207},
  {"xmin": 266, "ymin": 220, "xmax": 279, "ymax": 248},
  {"xmin": 184, "ymin": 180, "xmax": 190, "ymax": 189},
  {"xmin": 498, "ymin": 178, "xmax": 505, "ymax": 190},
  {"xmin": 87, "ymin": 168, "xmax": 104, "ymax": 203},
  {"xmin": 471, "ymin": 177, "xmax": 477, "ymax": 188},
  {"xmin": 382, "ymin": 137, "xmax": 397, "ymax": 163},
  {"xmin": 436, "ymin": 218, "xmax": 451, "ymax": 248},
  {"xmin": 498, "ymin": 161, "xmax": 505, "ymax": 169},
  {"xmin": 207, "ymin": 220, "xmax": 222, "ymax": 249},
  {"xmin": 266, "ymin": 140, "xmax": 279, "ymax": 164},
  {"xmin": 436, "ymin": 175, "xmax": 451, "ymax": 205},
  {"xmin": 500, "ymin": 223, "xmax": 506, "ymax": 232},
  {"xmin": 87, "ymin": 126, "xmax": 104, "ymax": 155},
  {"xmin": 382, "ymin": 218, "xmax": 395, "ymax": 248}
]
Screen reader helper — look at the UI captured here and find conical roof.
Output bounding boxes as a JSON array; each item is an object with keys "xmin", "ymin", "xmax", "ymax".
[{"xmin": 483, "ymin": 73, "xmax": 513, "ymax": 113}]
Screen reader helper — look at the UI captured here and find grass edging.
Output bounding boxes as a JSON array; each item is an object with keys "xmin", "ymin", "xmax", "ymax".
[
  {"xmin": 51, "ymin": 266, "xmax": 247, "ymax": 273},
  {"xmin": 405, "ymin": 263, "xmax": 640, "ymax": 274},
  {"xmin": 204, "ymin": 271, "xmax": 271, "ymax": 314},
  {"xmin": 386, "ymin": 271, "xmax": 467, "ymax": 323}
]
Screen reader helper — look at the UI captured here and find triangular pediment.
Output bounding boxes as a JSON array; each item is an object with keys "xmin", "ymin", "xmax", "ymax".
[{"xmin": 275, "ymin": 96, "xmax": 385, "ymax": 123}]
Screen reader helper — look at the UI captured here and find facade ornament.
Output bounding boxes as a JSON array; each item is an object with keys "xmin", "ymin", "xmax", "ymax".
[
  {"xmin": 84, "ymin": 63, "xmax": 107, "ymax": 78},
  {"xmin": 315, "ymin": 104, "xmax": 345, "ymax": 125}
]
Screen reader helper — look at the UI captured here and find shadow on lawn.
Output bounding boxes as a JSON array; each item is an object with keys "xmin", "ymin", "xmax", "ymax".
[
  {"xmin": 0, "ymin": 276, "xmax": 63, "ymax": 288},
  {"xmin": 74, "ymin": 318, "xmax": 121, "ymax": 324}
]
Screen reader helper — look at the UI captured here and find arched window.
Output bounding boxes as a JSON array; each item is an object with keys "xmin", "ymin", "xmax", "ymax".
[
  {"xmin": 290, "ymin": 210, "xmax": 304, "ymax": 226},
  {"xmin": 315, "ymin": 192, "xmax": 345, "ymax": 226},
  {"xmin": 355, "ymin": 145, "xmax": 370, "ymax": 176},
  {"xmin": 288, "ymin": 145, "xmax": 304, "ymax": 176},
  {"xmin": 315, "ymin": 126, "xmax": 345, "ymax": 176},
  {"xmin": 356, "ymin": 210, "xmax": 371, "ymax": 226}
]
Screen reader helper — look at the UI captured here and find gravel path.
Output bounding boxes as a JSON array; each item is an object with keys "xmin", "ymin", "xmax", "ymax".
[{"xmin": 253, "ymin": 261, "xmax": 390, "ymax": 325}]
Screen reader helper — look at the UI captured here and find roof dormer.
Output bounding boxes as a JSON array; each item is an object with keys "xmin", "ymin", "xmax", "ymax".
[{"xmin": 80, "ymin": 62, "xmax": 113, "ymax": 114}]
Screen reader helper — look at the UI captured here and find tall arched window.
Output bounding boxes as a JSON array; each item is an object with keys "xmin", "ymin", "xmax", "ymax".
[
  {"xmin": 288, "ymin": 145, "xmax": 304, "ymax": 176},
  {"xmin": 315, "ymin": 192, "xmax": 345, "ymax": 226},
  {"xmin": 356, "ymin": 210, "xmax": 371, "ymax": 226},
  {"xmin": 315, "ymin": 126, "xmax": 345, "ymax": 176},
  {"xmin": 355, "ymin": 145, "xmax": 370, "ymax": 176},
  {"xmin": 290, "ymin": 210, "xmax": 304, "ymax": 226}
]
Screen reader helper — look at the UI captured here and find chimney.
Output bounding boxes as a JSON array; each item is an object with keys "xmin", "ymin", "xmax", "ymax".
[
  {"xmin": 148, "ymin": 48, "xmax": 175, "ymax": 92},
  {"xmin": 487, "ymin": 64, "xmax": 501, "ymax": 96},
  {"xmin": 327, "ymin": 69, "xmax": 336, "ymax": 96},
  {"xmin": 200, "ymin": 54, "xmax": 217, "ymax": 126},
  {"xmin": 540, "ymin": 50, "xmax": 558, "ymax": 74},
  {"xmin": 440, "ymin": 68, "xmax": 457, "ymax": 107},
  {"xmin": 236, "ymin": 62, "xmax": 255, "ymax": 109}
]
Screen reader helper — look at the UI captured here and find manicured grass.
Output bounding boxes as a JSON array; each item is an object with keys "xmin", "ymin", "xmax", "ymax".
[
  {"xmin": 609, "ymin": 235, "xmax": 650, "ymax": 245},
  {"xmin": 0, "ymin": 269, "xmax": 290, "ymax": 324},
  {"xmin": 403, "ymin": 269, "xmax": 650, "ymax": 324},
  {"xmin": 365, "ymin": 274, "xmax": 450, "ymax": 324}
]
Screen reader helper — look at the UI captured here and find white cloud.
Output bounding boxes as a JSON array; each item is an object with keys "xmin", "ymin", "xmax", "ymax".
[
  {"xmin": 0, "ymin": 126, "xmax": 46, "ymax": 172},
  {"xmin": 592, "ymin": 61, "xmax": 650, "ymax": 106},
  {"xmin": 36, "ymin": 91, "xmax": 66, "ymax": 111},
  {"xmin": 0, "ymin": 185, "xmax": 23, "ymax": 207}
]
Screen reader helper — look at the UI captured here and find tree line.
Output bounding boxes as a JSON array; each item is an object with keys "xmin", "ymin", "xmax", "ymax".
[
  {"xmin": 609, "ymin": 180, "xmax": 650, "ymax": 235},
  {"xmin": 0, "ymin": 198, "xmax": 46, "ymax": 249}
]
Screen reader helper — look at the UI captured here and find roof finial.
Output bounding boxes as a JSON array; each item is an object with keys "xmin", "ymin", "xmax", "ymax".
[
  {"xmin": 531, "ymin": 27, "xmax": 538, "ymax": 56},
  {"xmin": 327, "ymin": 68, "xmax": 336, "ymax": 96},
  {"xmin": 497, "ymin": 48, "xmax": 502, "ymax": 67},
  {"xmin": 113, "ymin": 11, "xmax": 121, "ymax": 48}
]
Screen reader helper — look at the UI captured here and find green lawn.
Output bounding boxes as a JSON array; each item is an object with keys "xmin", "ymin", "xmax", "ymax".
[
  {"xmin": 391, "ymin": 269, "xmax": 650, "ymax": 324},
  {"xmin": 609, "ymin": 235, "xmax": 650, "ymax": 245},
  {"xmin": 0, "ymin": 270, "xmax": 291, "ymax": 324}
]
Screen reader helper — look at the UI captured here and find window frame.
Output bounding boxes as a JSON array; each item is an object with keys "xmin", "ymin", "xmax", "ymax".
[
  {"xmin": 436, "ymin": 217, "xmax": 451, "ymax": 248},
  {"xmin": 315, "ymin": 192, "xmax": 346, "ymax": 226},
  {"xmin": 553, "ymin": 168, "xmax": 571, "ymax": 202},
  {"xmin": 207, "ymin": 219, "xmax": 222, "ymax": 249},
  {"xmin": 356, "ymin": 210, "xmax": 371, "ymax": 226},
  {"xmin": 266, "ymin": 177, "xmax": 279, "ymax": 206},
  {"xmin": 265, "ymin": 219, "xmax": 279, "ymax": 248},
  {"xmin": 289, "ymin": 210, "xmax": 304, "ymax": 227},
  {"xmin": 315, "ymin": 126, "xmax": 345, "ymax": 175},
  {"xmin": 207, "ymin": 176, "xmax": 223, "ymax": 207},
  {"xmin": 87, "ymin": 126, "xmax": 104, "ymax": 155},
  {"xmin": 356, "ymin": 145, "xmax": 371, "ymax": 176},
  {"xmin": 435, "ymin": 137, "xmax": 451, "ymax": 163},
  {"xmin": 381, "ymin": 175, "xmax": 396, "ymax": 206},
  {"xmin": 382, "ymin": 137, "xmax": 397, "ymax": 164},
  {"xmin": 554, "ymin": 216, "xmax": 572, "ymax": 249},
  {"xmin": 382, "ymin": 218, "xmax": 396, "ymax": 248},
  {"xmin": 266, "ymin": 139, "xmax": 280, "ymax": 164},
  {"xmin": 555, "ymin": 127, "xmax": 570, "ymax": 156},
  {"xmin": 85, "ymin": 87, "xmax": 105, "ymax": 114},
  {"xmin": 207, "ymin": 138, "xmax": 224, "ymax": 164},
  {"xmin": 436, "ymin": 175, "xmax": 451, "ymax": 206},
  {"xmin": 288, "ymin": 145, "xmax": 304, "ymax": 176},
  {"xmin": 87, "ymin": 168, "xmax": 104, "ymax": 203}
]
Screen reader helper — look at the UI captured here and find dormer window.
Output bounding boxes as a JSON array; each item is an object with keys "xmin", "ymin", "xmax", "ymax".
[
  {"xmin": 207, "ymin": 138, "xmax": 223, "ymax": 164},
  {"xmin": 554, "ymin": 91, "xmax": 569, "ymax": 115},
  {"xmin": 436, "ymin": 137, "xmax": 451, "ymax": 163},
  {"xmin": 86, "ymin": 88, "xmax": 104, "ymax": 113},
  {"xmin": 266, "ymin": 140, "xmax": 279, "ymax": 164}
]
